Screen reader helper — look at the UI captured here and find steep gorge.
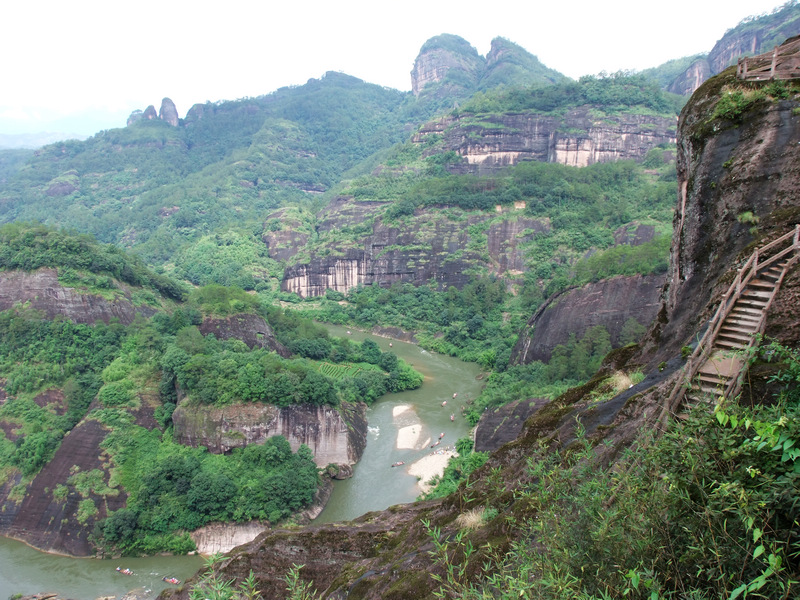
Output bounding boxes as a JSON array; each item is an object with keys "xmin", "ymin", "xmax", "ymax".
[{"xmin": 161, "ymin": 60, "xmax": 800, "ymax": 600}]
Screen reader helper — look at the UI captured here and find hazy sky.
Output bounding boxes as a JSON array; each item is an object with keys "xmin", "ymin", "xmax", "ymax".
[{"xmin": 0, "ymin": 0, "xmax": 789, "ymax": 136}]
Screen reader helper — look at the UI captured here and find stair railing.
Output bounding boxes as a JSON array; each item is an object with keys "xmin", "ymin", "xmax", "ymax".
[{"xmin": 659, "ymin": 224, "xmax": 800, "ymax": 426}]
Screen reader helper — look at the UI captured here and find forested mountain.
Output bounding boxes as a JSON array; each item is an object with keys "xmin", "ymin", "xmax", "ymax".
[{"xmin": 0, "ymin": 14, "xmax": 798, "ymax": 599}]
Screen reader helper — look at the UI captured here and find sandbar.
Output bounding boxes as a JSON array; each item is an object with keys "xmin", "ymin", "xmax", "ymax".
[{"xmin": 408, "ymin": 451, "xmax": 456, "ymax": 493}]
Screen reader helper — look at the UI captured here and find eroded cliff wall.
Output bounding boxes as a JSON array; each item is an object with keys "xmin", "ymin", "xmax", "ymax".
[
  {"xmin": 511, "ymin": 273, "xmax": 666, "ymax": 364},
  {"xmin": 413, "ymin": 109, "xmax": 677, "ymax": 174},
  {"xmin": 645, "ymin": 68, "xmax": 800, "ymax": 366},
  {"xmin": 0, "ymin": 268, "xmax": 153, "ymax": 325},
  {"xmin": 281, "ymin": 198, "xmax": 545, "ymax": 297},
  {"xmin": 172, "ymin": 401, "xmax": 367, "ymax": 468}
]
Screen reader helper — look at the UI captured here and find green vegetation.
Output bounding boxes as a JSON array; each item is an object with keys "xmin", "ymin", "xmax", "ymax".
[
  {"xmin": 99, "ymin": 427, "xmax": 318, "ymax": 555},
  {"xmin": 422, "ymin": 339, "xmax": 800, "ymax": 599},
  {"xmin": 0, "ymin": 223, "xmax": 187, "ymax": 300},
  {"xmin": 458, "ymin": 73, "xmax": 684, "ymax": 116},
  {"xmin": 0, "ymin": 228, "xmax": 425, "ymax": 554}
]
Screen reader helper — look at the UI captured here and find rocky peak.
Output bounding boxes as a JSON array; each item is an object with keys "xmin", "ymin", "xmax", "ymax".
[
  {"xmin": 126, "ymin": 98, "xmax": 180, "ymax": 127},
  {"xmin": 142, "ymin": 105, "xmax": 158, "ymax": 120},
  {"xmin": 410, "ymin": 34, "xmax": 483, "ymax": 96},
  {"xmin": 158, "ymin": 97, "xmax": 179, "ymax": 126},
  {"xmin": 482, "ymin": 37, "xmax": 565, "ymax": 89}
]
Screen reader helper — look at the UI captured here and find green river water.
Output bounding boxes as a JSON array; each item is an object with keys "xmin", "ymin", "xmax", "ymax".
[{"xmin": 0, "ymin": 326, "xmax": 484, "ymax": 599}]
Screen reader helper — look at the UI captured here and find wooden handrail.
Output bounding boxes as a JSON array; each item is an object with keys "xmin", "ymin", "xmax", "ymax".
[{"xmin": 659, "ymin": 224, "xmax": 800, "ymax": 427}]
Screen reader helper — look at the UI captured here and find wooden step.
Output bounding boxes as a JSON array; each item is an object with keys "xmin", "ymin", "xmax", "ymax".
[
  {"xmin": 728, "ymin": 310, "xmax": 760, "ymax": 319},
  {"xmin": 716, "ymin": 339, "xmax": 747, "ymax": 350},
  {"xmin": 691, "ymin": 383, "xmax": 726, "ymax": 398},
  {"xmin": 695, "ymin": 373, "xmax": 730, "ymax": 388},
  {"xmin": 730, "ymin": 306, "xmax": 763, "ymax": 317},
  {"xmin": 718, "ymin": 329, "xmax": 754, "ymax": 342},
  {"xmin": 725, "ymin": 318, "xmax": 759, "ymax": 330},
  {"xmin": 736, "ymin": 298, "xmax": 768, "ymax": 308},
  {"xmin": 698, "ymin": 352, "xmax": 743, "ymax": 378},
  {"xmin": 741, "ymin": 289, "xmax": 773, "ymax": 300},
  {"xmin": 720, "ymin": 323, "xmax": 757, "ymax": 334},
  {"xmin": 747, "ymin": 279, "xmax": 777, "ymax": 290}
]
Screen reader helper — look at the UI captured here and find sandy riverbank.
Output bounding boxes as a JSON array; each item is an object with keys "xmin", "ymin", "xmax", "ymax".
[{"xmin": 408, "ymin": 450, "xmax": 457, "ymax": 493}]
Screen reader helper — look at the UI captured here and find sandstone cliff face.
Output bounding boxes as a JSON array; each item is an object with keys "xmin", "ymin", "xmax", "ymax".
[
  {"xmin": 0, "ymin": 418, "xmax": 125, "ymax": 556},
  {"xmin": 0, "ymin": 268, "xmax": 154, "ymax": 325},
  {"xmin": 410, "ymin": 34, "xmax": 483, "ymax": 96},
  {"xmin": 262, "ymin": 209, "xmax": 311, "ymax": 262},
  {"xmin": 172, "ymin": 401, "xmax": 367, "ymax": 468},
  {"xmin": 280, "ymin": 198, "xmax": 546, "ymax": 297},
  {"xmin": 645, "ymin": 69, "xmax": 800, "ymax": 366},
  {"xmin": 159, "ymin": 97, "xmax": 180, "ymax": 126},
  {"xmin": 199, "ymin": 313, "xmax": 291, "ymax": 357},
  {"xmin": 511, "ymin": 273, "xmax": 666, "ymax": 364},
  {"xmin": 668, "ymin": 58, "xmax": 712, "ymax": 96},
  {"xmin": 413, "ymin": 109, "xmax": 677, "ymax": 173}
]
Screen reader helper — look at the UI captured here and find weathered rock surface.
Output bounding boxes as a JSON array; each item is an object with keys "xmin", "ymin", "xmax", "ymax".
[
  {"xmin": 190, "ymin": 520, "xmax": 271, "ymax": 556},
  {"xmin": 474, "ymin": 397, "xmax": 548, "ymax": 452},
  {"xmin": 0, "ymin": 419, "xmax": 125, "ymax": 556},
  {"xmin": 411, "ymin": 34, "xmax": 484, "ymax": 96},
  {"xmin": 172, "ymin": 401, "xmax": 367, "ymax": 468},
  {"xmin": 410, "ymin": 35, "xmax": 564, "ymax": 98},
  {"xmin": 158, "ymin": 97, "xmax": 179, "ymax": 126},
  {"xmin": 511, "ymin": 273, "xmax": 666, "ymax": 364},
  {"xmin": 644, "ymin": 68, "xmax": 800, "ymax": 367},
  {"xmin": 262, "ymin": 208, "xmax": 311, "ymax": 262},
  {"xmin": 281, "ymin": 198, "xmax": 545, "ymax": 297},
  {"xmin": 413, "ymin": 109, "xmax": 677, "ymax": 173},
  {"xmin": 0, "ymin": 268, "xmax": 154, "ymax": 325},
  {"xmin": 199, "ymin": 313, "xmax": 291, "ymax": 357}
]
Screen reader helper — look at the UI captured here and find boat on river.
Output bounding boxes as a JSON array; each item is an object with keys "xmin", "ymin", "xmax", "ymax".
[{"xmin": 116, "ymin": 566, "xmax": 133, "ymax": 575}]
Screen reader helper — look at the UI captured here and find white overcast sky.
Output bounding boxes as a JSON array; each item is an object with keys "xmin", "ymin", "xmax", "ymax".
[{"xmin": 0, "ymin": 0, "xmax": 790, "ymax": 136}]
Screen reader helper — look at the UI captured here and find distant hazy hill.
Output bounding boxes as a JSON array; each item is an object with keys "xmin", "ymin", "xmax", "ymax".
[
  {"xmin": 643, "ymin": 1, "xmax": 800, "ymax": 94},
  {"xmin": 0, "ymin": 132, "xmax": 86, "ymax": 149}
]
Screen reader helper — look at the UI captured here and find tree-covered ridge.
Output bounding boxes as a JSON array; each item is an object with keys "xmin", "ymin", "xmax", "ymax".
[
  {"xmin": 0, "ymin": 226, "xmax": 424, "ymax": 555},
  {"xmin": 0, "ymin": 223, "xmax": 187, "ymax": 301},
  {"xmin": 0, "ymin": 73, "xmax": 417, "ymax": 267},
  {"xmin": 458, "ymin": 73, "xmax": 685, "ymax": 116}
]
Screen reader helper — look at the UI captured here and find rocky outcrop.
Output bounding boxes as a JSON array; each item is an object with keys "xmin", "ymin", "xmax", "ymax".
[
  {"xmin": 0, "ymin": 419, "xmax": 125, "ymax": 556},
  {"xmin": 643, "ymin": 65, "xmax": 800, "ymax": 367},
  {"xmin": 474, "ymin": 397, "xmax": 548, "ymax": 452},
  {"xmin": 413, "ymin": 109, "xmax": 677, "ymax": 173},
  {"xmin": 411, "ymin": 34, "xmax": 483, "ymax": 96},
  {"xmin": 280, "ymin": 198, "xmax": 545, "ymax": 297},
  {"xmin": 0, "ymin": 268, "xmax": 153, "ymax": 325},
  {"xmin": 142, "ymin": 105, "xmax": 158, "ymax": 120},
  {"xmin": 159, "ymin": 98, "xmax": 179, "ymax": 126},
  {"xmin": 262, "ymin": 209, "xmax": 311, "ymax": 262},
  {"xmin": 172, "ymin": 401, "xmax": 367, "ymax": 468},
  {"xmin": 668, "ymin": 58, "xmax": 713, "ymax": 96},
  {"xmin": 127, "ymin": 98, "xmax": 180, "ymax": 127},
  {"xmin": 410, "ymin": 35, "xmax": 565, "ymax": 98},
  {"xmin": 199, "ymin": 313, "xmax": 291, "ymax": 357},
  {"xmin": 190, "ymin": 521, "xmax": 270, "ymax": 555},
  {"xmin": 512, "ymin": 273, "xmax": 666, "ymax": 364}
]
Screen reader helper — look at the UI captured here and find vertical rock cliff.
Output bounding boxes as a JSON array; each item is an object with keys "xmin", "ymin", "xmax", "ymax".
[{"xmin": 172, "ymin": 401, "xmax": 367, "ymax": 468}]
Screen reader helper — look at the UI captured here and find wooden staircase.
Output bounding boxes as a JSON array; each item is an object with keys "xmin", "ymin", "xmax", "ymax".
[{"xmin": 661, "ymin": 225, "xmax": 800, "ymax": 423}]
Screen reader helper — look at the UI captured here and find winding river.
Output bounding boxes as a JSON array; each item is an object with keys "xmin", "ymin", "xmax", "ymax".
[{"xmin": 0, "ymin": 327, "xmax": 483, "ymax": 598}]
